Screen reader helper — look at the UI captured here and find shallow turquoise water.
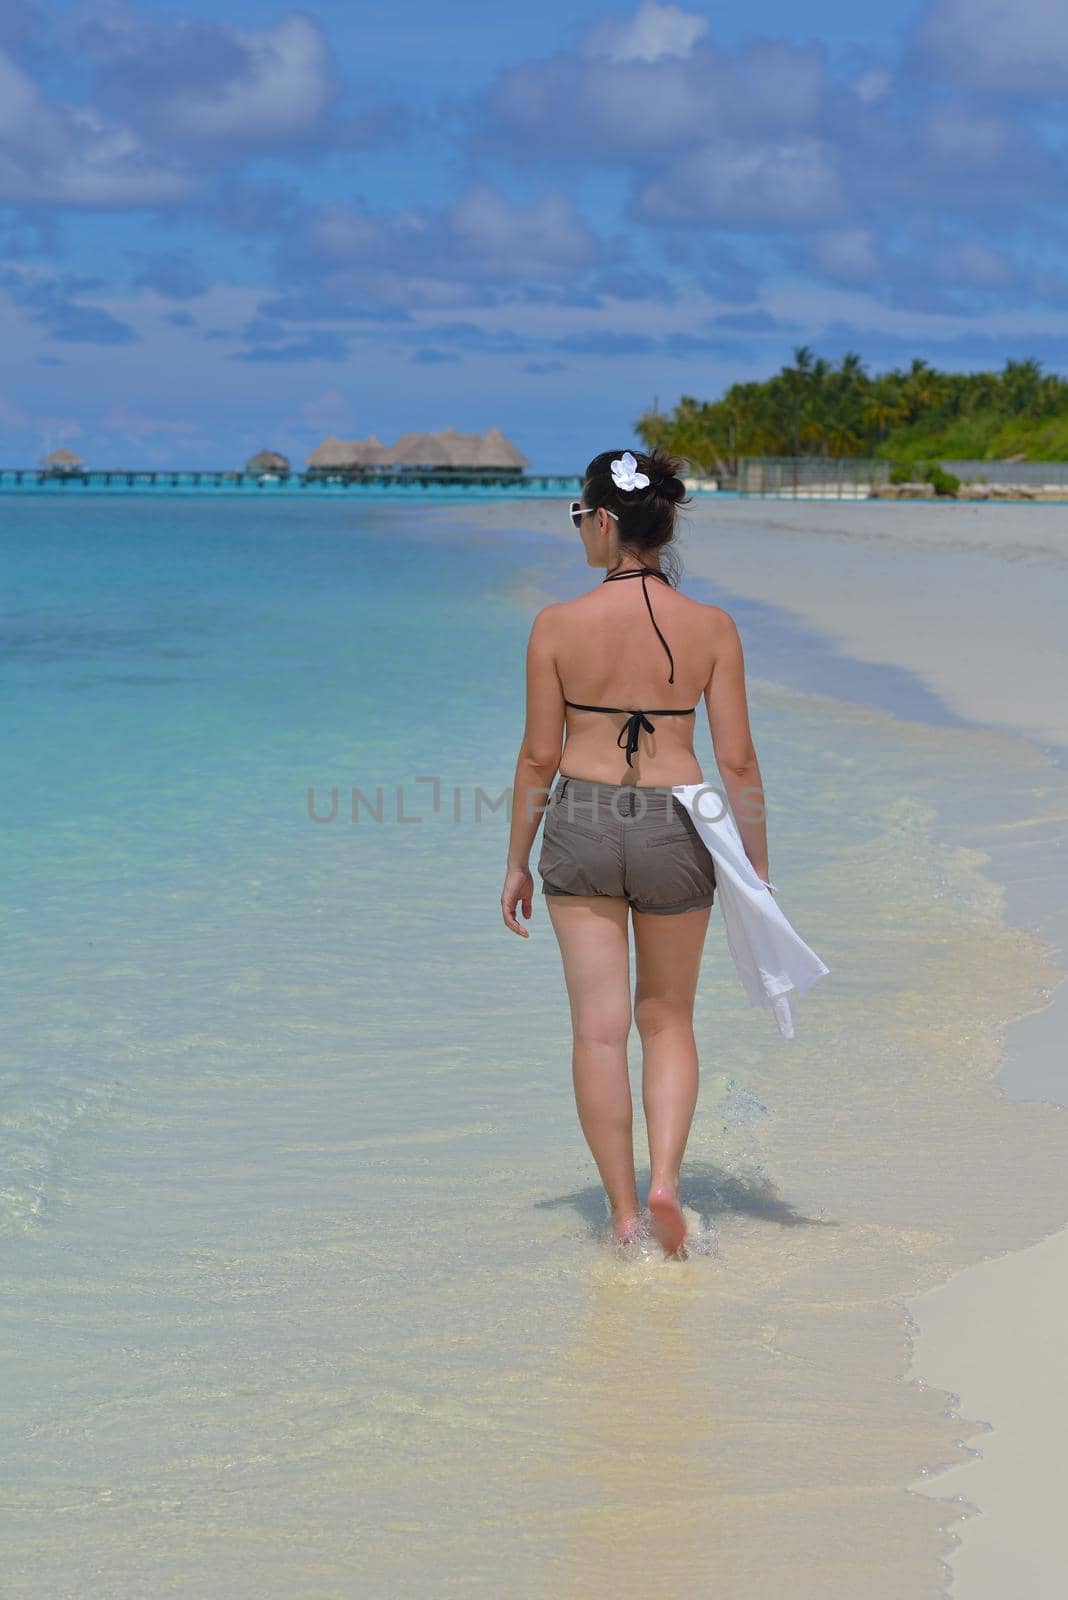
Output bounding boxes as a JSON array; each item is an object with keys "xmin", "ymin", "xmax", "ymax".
[{"xmin": 3, "ymin": 493, "xmax": 1068, "ymax": 1598}]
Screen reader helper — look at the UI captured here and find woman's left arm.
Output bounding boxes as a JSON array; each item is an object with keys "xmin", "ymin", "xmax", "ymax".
[{"xmin": 501, "ymin": 607, "xmax": 564, "ymax": 937}]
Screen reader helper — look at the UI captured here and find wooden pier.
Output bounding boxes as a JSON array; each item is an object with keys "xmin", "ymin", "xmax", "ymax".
[{"xmin": 0, "ymin": 468, "xmax": 583, "ymax": 493}]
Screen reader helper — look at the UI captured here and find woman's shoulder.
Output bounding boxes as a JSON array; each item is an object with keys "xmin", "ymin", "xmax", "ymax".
[
  {"xmin": 675, "ymin": 590, "xmax": 738, "ymax": 633},
  {"xmin": 534, "ymin": 590, "xmax": 737, "ymax": 628},
  {"xmin": 531, "ymin": 590, "xmax": 593, "ymax": 626}
]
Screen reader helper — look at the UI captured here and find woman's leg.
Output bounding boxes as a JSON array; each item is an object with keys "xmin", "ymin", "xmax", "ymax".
[
  {"xmin": 544, "ymin": 894, "xmax": 639, "ymax": 1236},
  {"xmin": 632, "ymin": 905, "xmax": 712, "ymax": 1253}
]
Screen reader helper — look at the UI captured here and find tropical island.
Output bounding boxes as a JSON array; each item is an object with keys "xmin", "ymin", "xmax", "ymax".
[
  {"xmin": 637, "ymin": 348, "xmax": 1068, "ymax": 480},
  {"xmin": 16, "ymin": 395, "xmax": 1068, "ymax": 499}
]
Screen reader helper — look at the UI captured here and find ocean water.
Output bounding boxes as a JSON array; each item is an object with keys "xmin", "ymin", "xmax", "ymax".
[{"xmin": 3, "ymin": 494, "xmax": 1068, "ymax": 1598}]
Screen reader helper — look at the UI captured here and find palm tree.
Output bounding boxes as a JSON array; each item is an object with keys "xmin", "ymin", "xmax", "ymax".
[
  {"xmin": 1001, "ymin": 357, "xmax": 1045, "ymax": 417},
  {"xmin": 638, "ymin": 345, "xmax": 1068, "ymax": 474},
  {"xmin": 779, "ymin": 346, "xmax": 817, "ymax": 455},
  {"xmin": 901, "ymin": 357, "xmax": 945, "ymax": 422},
  {"xmin": 839, "ymin": 351, "xmax": 867, "ymax": 385},
  {"xmin": 861, "ymin": 380, "xmax": 905, "ymax": 446}
]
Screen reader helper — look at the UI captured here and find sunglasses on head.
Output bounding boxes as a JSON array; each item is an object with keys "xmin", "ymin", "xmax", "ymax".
[{"xmin": 569, "ymin": 501, "xmax": 620, "ymax": 531}]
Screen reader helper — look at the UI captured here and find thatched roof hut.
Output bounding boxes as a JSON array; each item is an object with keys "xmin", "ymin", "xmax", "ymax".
[
  {"xmin": 42, "ymin": 448, "xmax": 85, "ymax": 473},
  {"xmin": 425, "ymin": 427, "xmax": 482, "ymax": 468},
  {"xmin": 306, "ymin": 435, "xmax": 365, "ymax": 472},
  {"xmin": 306, "ymin": 434, "xmax": 393, "ymax": 472},
  {"xmin": 380, "ymin": 426, "xmax": 528, "ymax": 471},
  {"xmin": 476, "ymin": 427, "xmax": 528, "ymax": 469},
  {"xmin": 308, "ymin": 426, "xmax": 529, "ymax": 474},
  {"xmin": 246, "ymin": 449, "xmax": 290, "ymax": 476},
  {"xmin": 346, "ymin": 434, "xmax": 390, "ymax": 466},
  {"xmin": 385, "ymin": 431, "xmax": 457, "ymax": 468}
]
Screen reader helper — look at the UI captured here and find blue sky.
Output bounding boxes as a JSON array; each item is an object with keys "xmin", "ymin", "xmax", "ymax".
[{"xmin": 2, "ymin": 0, "xmax": 1068, "ymax": 470}]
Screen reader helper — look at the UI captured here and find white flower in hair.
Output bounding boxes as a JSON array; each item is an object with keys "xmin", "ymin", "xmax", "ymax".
[{"xmin": 610, "ymin": 451, "xmax": 650, "ymax": 492}]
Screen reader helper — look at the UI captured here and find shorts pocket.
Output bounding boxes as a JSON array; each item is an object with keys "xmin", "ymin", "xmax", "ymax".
[
  {"xmin": 557, "ymin": 819, "xmax": 610, "ymax": 843},
  {"xmin": 545, "ymin": 806, "xmax": 610, "ymax": 845},
  {"xmin": 538, "ymin": 816, "xmax": 619, "ymax": 896},
  {"xmin": 643, "ymin": 829, "xmax": 699, "ymax": 849}
]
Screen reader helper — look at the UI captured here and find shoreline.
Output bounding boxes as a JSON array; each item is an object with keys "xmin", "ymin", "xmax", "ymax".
[{"xmin": 430, "ymin": 493, "xmax": 1068, "ymax": 1597}]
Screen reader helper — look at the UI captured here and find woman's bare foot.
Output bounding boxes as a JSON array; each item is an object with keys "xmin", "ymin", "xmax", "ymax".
[
  {"xmin": 612, "ymin": 1211, "xmax": 645, "ymax": 1246},
  {"xmin": 647, "ymin": 1183, "xmax": 688, "ymax": 1257}
]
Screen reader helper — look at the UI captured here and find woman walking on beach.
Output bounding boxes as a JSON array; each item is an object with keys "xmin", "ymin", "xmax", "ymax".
[{"xmin": 501, "ymin": 446, "xmax": 770, "ymax": 1258}]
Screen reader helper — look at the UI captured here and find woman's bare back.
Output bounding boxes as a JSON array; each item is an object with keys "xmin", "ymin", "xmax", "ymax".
[{"xmin": 551, "ymin": 575, "xmax": 728, "ymax": 787}]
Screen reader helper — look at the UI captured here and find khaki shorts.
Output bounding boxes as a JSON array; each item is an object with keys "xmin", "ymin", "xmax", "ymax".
[{"xmin": 537, "ymin": 776, "xmax": 716, "ymax": 916}]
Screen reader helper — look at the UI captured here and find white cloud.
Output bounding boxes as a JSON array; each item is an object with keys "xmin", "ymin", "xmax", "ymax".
[
  {"xmin": 913, "ymin": 0, "xmax": 1068, "ymax": 94},
  {"xmin": 273, "ymin": 182, "xmax": 606, "ymax": 317},
  {"xmin": 806, "ymin": 228, "xmax": 881, "ymax": 284},
  {"xmin": 479, "ymin": 34, "xmax": 828, "ymax": 170},
  {"xmin": 0, "ymin": 48, "xmax": 191, "ymax": 206},
  {"xmin": 922, "ymin": 102, "xmax": 1012, "ymax": 163},
  {"xmin": 77, "ymin": 8, "xmax": 341, "ymax": 152},
  {"xmin": 638, "ymin": 136, "xmax": 846, "ymax": 229},
  {"xmin": 583, "ymin": 0, "xmax": 709, "ymax": 65},
  {"xmin": 445, "ymin": 184, "xmax": 600, "ymax": 277},
  {"xmin": 930, "ymin": 238, "xmax": 1019, "ymax": 289},
  {"xmin": 132, "ymin": 15, "xmax": 338, "ymax": 147},
  {"xmin": 852, "ymin": 67, "xmax": 891, "ymax": 103}
]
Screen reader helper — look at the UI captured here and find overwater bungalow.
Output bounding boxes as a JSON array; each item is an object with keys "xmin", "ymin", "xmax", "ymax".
[
  {"xmin": 388, "ymin": 431, "xmax": 457, "ymax": 469},
  {"xmin": 475, "ymin": 427, "xmax": 528, "ymax": 471},
  {"xmin": 245, "ymin": 449, "xmax": 290, "ymax": 478},
  {"xmin": 346, "ymin": 435, "xmax": 390, "ymax": 468},
  {"xmin": 42, "ymin": 448, "xmax": 85, "ymax": 476},
  {"xmin": 305, "ymin": 426, "xmax": 529, "ymax": 477},
  {"xmin": 305, "ymin": 435, "xmax": 385, "ymax": 477}
]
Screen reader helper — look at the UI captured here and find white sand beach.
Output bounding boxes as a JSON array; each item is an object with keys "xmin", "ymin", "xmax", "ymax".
[
  {"xmin": 441, "ymin": 492, "xmax": 1068, "ymax": 1599},
  {"xmin": 679, "ymin": 500, "xmax": 1068, "ymax": 1600}
]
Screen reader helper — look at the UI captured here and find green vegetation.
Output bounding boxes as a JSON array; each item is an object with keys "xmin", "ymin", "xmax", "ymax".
[
  {"xmin": 888, "ymin": 460, "xmax": 962, "ymax": 495},
  {"xmin": 637, "ymin": 348, "xmax": 1068, "ymax": 476},
  {"xmin": 924, "ymin": 463, "xmax": 961, "ymax": 497}
]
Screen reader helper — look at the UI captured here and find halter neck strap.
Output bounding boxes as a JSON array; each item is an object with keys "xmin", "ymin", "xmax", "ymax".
[{"xmin": 602, "ymin": 565, "xmax": 675, "ymax": 682}]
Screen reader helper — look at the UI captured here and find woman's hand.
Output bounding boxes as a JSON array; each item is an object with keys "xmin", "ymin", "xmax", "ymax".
[{"xmin": 501, "ymin": 866, "xmax": 534, "ymax": 937}]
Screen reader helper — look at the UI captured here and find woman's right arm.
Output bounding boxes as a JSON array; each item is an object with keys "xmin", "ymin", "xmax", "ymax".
[{"xmin": 703, "ymin": 612, "xmax": 770, "ymax": 882}]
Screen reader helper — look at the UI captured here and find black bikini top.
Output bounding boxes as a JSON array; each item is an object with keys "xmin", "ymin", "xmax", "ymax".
[{"xmin": 564, "ymin": 564, "xmax": 697, "ymax": 766}]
